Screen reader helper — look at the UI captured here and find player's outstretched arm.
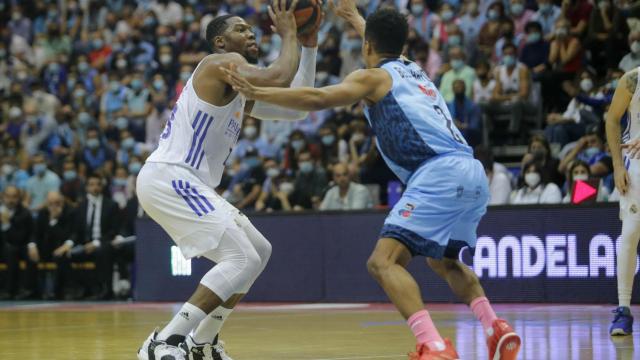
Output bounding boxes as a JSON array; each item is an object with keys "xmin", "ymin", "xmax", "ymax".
[
  {"xmin": 329, "ymin": 0, "xmax": 365, "ymax": 39},
  {"xmin": 223, "ymin": 66, "xmax": 388, "ymax": 112},
  {"xmin": 606, "ymin": 69, "xmax": 635, "ymax": 195},
  {"xmin": 202, "ymin": 0, "xmax": 301, "ymax": 88}
]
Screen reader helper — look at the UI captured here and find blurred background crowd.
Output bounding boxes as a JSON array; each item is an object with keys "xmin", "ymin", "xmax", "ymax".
[{"xmin": 0, "ymin": 0, "xmax": 635, "ymax": 300}]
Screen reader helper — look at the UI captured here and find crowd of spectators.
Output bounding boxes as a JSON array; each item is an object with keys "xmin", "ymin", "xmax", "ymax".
[{"xmin": 0, "ymin": 0, "xmax": 637, "ymax": 299}]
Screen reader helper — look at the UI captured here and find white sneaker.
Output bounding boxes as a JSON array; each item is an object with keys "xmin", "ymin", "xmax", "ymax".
[
  {"xmin": 137, "ymin": 329, "xmax": 187, "ymax": 360},
  {"xmin": 182, "ymin": 334, "xmax": 233, "ymax": 360}
]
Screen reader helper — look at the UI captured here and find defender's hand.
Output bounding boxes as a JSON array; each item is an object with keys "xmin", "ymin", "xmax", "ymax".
[
  {"xmin": 269, "ymin": 0, "xmax": 299, "ymax": 38},
  {"xmin": 298, "ymin": 5, "xmax": 324, "ymax": 47},
  {"xmin": 622, "ymin": 139, "xmax": 640, "ymax": 159},
  {"xmin": 614, "ymin": 165, "xmax": 630, "ymax": 195},
  {"xmin": 328, "ymin": 0, "xmax": 358, "ymax": 20},
  {"xmin": 222, "ymin": 64, "xmax": 260, "ymax": 100}
]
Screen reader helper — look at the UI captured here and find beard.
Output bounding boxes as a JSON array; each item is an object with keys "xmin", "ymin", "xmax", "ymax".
[{"xmin": 245, "ymin": 51, "xmax": 258, "ymax": 64}]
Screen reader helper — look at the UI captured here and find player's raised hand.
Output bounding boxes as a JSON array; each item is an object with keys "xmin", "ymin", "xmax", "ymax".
[
  {"xmin": 328, "ymin": 0, "xmax": 358, "ymax": 20},
  {"xmin": 614, "ymin": 164, "xmax": 630, "ymax": 195},
  {"xmin": 222, "ymin": 64, "xmax": 260, "ymax": 100},
  {"xmin": 298, "ymin": 5, "xmax": 324, "ymax": 47},
  {"xmin": 269, "ymin": 0, "xmax": 299, "ymax": 38},
  {"xmin": 622, "ymin": 138, "xmax": 640, "ymax": 159}
]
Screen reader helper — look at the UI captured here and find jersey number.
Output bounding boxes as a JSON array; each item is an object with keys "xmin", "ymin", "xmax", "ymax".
[{"xmin": 433, "ymin": 105, "xmax": 464, "ymax": 144}]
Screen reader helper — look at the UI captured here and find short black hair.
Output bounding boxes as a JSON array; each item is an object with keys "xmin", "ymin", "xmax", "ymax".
[
  {"xmin": 206, "ymin": 14, "xmax": 235, "ymax": 46},
  {"xmin": 525, "ymin": 21, "xmax": 542, "ymax": 33},
  {"xmin": 364, "ymin": 8, "xmax": 408, "ymax": 56},
  {"xmin": 502, "ymin": 42, "xmax": 517, "ymax": 53}
]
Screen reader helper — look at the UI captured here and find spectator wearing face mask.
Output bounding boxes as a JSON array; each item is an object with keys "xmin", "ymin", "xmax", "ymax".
[
  {"xmin": 290, "ymin": 151, "xmax": 328, "ymax": 210},
  {"xmin": 532, "ymin": 0, "xmax": 562, "ymax": 38},
  {"xmin": 459, "ymin": 0, "xmax": 486, "ymax": 55},
  {"xmin": 87, "ymin": 32, "xmax": 112, "ymax": 69},
  {"xmin": 510, "ymin": 0, "xmax": 535, "ymax": 36},
  {"xmin": 318, "ymin": 123, "xmax": 349, "ymax": 169},
  {"xmin": 320, "ymin": 163, "xmax": 372, "ymax": 211},
  {"xmin": 584, "ymin": 0, "xmax": 616, "ymax": 75},
  {"xmin": 60, "ymin": 159, "xmax": 84, "ymax": 207},
  {"xmin": 473, "ymin": 61, "xmax": 496, "ymax": 105},
  {"xmin": 558, "ymin": 126, "xmax": 613, "ymax": 178},
  {"xmin": 81, "ymin": 128, "xmax": 115, "ymax": 173},
  {"xmin": 20, "ymin": 99, "xmax": 57, "ymax": 156},
  {"xmin": 494, "ymin": 20, "xmax": 523, "ymax": 62},
  {"xmin": 478, "ymin": 1, "xmax": 507, "ymax": 57},
  {"xmin": 151, "ymin": 0, "xmax": 184, "ymax": 26},
  {"xmin": 439, "ymin": 46, "xmax": 476, "ymax": 103},
  {"xmin": 510, "ymin": 161, "xmax": 562, "ymax": 204},
  {"xmin": 0, "ymin": 155, "xmax": 29, "ymax": 192},
  {"xmin": 520, "ymin": 21, "xmax": 550, "ymax": 80},
  {"xmin": 447, "ymin": 80, "xmax": 482, "ymax": 146},
  {"xmin": 233, "ymin": 116, "xmax": 278, "ymax": 161},
  {"xmin": 521, "ymin": 135, "xmax": 564, "ymax": 186},
  {"xmin": 231, "ymin": 148, "xmax": 266, "ymax": 210},
  {"xmin": 431, "ymin": 4, "xmax": 461, "ymax": 53},
  {"xmin": 562, "ymin": 160, "xmax": 610, "ymax": 203},
  {"xmin": 255, "ymin": 159, "xmax": 292, "ymax": 212},
  {"xmin": 544, "ymin": 70, "xmax": 600, "ymax": 147},
  {"xmin": 24, "ymin": 153, "xmax": 61, "ymax": 212},
  {"xmin": 174, "ymin": 64, "xmax": 193, "ymax": 100},
  {"xmin": 340, "ymin": 26, "xmax": 365, "ymax": 79},
  {"xmin": 408, "ymin": 0, "xmax": 439, "ymax": 43},
  {"xmin": 99, "ymin": 73, "xmax": 130, "ymax": 127},
  {"xmin": 561, "ymin": 0, "xmax": 593, "ymax": 38},
  {"xmin": 282, "ymin": 130, "xmax": 320, "ymax": 171},
  {"xmin": 574, "ymin": 68, "xmax": 624, "ymax": 120},
  {"xmin": 619, "ymin": 31, "xmax": 640, "ymax": 72},
  {"xmin": 116, "ymin": 130, "xmax": 143, "ymax": 168},
  {"xmin": 126, "ymin": 73, "xmax": 152, "ymax": 141},
  {"xmin": 146, "ymin": 93, "xmax": 172, "ymax": 150}
]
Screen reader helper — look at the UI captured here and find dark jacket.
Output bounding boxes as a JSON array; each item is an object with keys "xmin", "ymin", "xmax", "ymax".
[
  {"xmin": 0, "ymin": 205, "xmax": 33, "ymax": 248},
  {"xmin": 74, "ymin": 196, "xmax": 119, "ymax": 245},
  {"xmin": 33, "ymin": 206, "xmax": 76, "ymax": 258}
]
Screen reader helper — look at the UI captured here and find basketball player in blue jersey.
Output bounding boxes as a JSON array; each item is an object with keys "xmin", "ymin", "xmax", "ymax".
[
  {"xmin": 223, "ymin": 3, "xmax": 521, "ymax": 359},
  {"xmin": 136, "ymin": 0, "xmax": 323, "ymax": 359}
]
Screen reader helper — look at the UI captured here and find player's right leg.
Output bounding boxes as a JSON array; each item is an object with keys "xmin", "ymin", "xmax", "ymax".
[
  {"xmin": 366, "ymin": 238, "xmax": 459, "ymax": 360},
  {"xmin": 611, "ymin": 216, "xmax": 640, "ymax": 336}
]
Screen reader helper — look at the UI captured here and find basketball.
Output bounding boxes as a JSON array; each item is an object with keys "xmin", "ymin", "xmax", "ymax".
[{"xmin": 277, "ymin": 0, "xmax": 321, "ymax": 35}]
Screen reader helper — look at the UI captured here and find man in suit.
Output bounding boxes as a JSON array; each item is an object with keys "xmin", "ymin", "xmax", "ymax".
[
  {"xmin": 31, "ymin": 191, "xmax": 76, "ymax": 299},
  {"xmin": 71, "ymin": 173, "xmax": 119, "ymax": 299},
  {"xmin": 0, "ymin": 186, "xmax": 35, "ymax": 299}
]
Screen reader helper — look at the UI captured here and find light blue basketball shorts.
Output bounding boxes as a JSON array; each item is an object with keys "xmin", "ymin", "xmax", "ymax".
[{"xmin": 380, "ymin": 154, "xmax": 490, "ymax": 259}]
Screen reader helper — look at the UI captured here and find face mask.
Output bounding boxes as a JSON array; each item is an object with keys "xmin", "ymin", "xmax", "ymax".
[
  {"xmin": 33, "ymin": 163, "xmax": 47, "ymax": 175},
  {"xmin": 539, "ymin": 3, "xmax": 552, "ymax": 13},
  {"xmin": 63, "ymin": 170, "xmax": 77, "ymax": 181},
  {"xmin": 632, "ymin": 41, "xmax": 640, "ymax": 54},
  {"xmin": 115, "ymin": 117, "xmax": 129, "ymax": 130},
  {"xmin": 502, "ymin": 55, "xmax": 516, "ymax": 67},
  {"xmin": 122, "ymin": 138, "xmax": 135, "ymax": 150},
  {"xmin": 184, "ymin": 14, "xmax": 195, "ymax": 23},
  {"xmin": 9, "ymin": 106, "xmax": 22, "ymax": 118},
  {"xmin": 412, "ymin": 4, "xmax": 424, "ymax": 16},
  {"xmin": 511, "ymin": 3, "xmax": 524, "ymax": 16},
  {"xmin": 267, "ymin": 168, "xmax": 280, "ymax": 178},
  {"xmin": 78, "ymin": 112, "xmax": 92, "ymax": 125},
  {"xmin": 74, "ymin": 88, "xmax": 86, "ymax": 99},
  {"xmin": 299, "ymin": 161, "xmax": 313, "ymax": 174},
  {"xmin": 527, "ymin": 32, "xmax": 541, "ymax": 43},
  {"xmin": 180, "ymin": 71, "xmax": 191, "ymax": 82},
  {"xmin": 131, "ymin": 79, "xmax": 142, "ymax": 90},
  {"xmin": 580, "ymin": 78, "xmax": 593, "ymax": 92},
  {"xmin": 2, "ymin": 164, "xmax": 14, "ymax": 176},
  {"xmin": 93, "ymin": 39, "xmax": 104, "ymax": 49},
  {"xmin": 610, "ymin": 79, "xmax": 619, "ymax": 89},
  {"xmin": 113, "ymin": 178, "xmax": 128, "ymax": 187},
  {"xmin": 279, "ymin": 182, "xmax": 294, "ymax": 195},
  {"xmin": 87, "ymin": 138, "xmax": 100, "ymax": 149},
  {"xmin": 243, "ymin": 126, "xmax": 257, "ymax": 138},
  {"xmin": 67, "ymin": 78, "xmax": 76, "ymax": 89},
  {"xmin": 158, "ymin": 37, "xmax": 170, "ymax": 46},
  {"xmin": 78, "ymin": 62, "xmax": 89, "ymax": 73},
  {"xmin": 573, "ymin": 174, "xmax": 589, "ymax": 182},
  {"xmin": 322, "ymin": 134, "xmax": 336, "ymax": 146},
  {"xmin": 129, "ymin": 162, "xmax": 142, "ymax": 175},
  {"xmin": 448, "ymin": 35, "xmax": 462, "ymax": 47},
  {"xmin": 16, "ymin": 71, "xmax": 27, "ymax": 81},
  {"xmin": 583, "ymin": 146, "xmax": 600, "ymax": 158},
  {"xmin": 153, "ymin": 79, "xmax": 165, "ymax": 91},
  {"xmin": 48, "ymin": 62, "xmax": 60, "ymax": 73},
  {"xmin": 488, "ymin": 9, "xmax": 499, "ymax": 20},
  {"xmin": 116, "ymin": 59, "xmax": 127, "ymax": 69},
  {"xmin": 244, "ymin": 157, "xmax": 260, "ymax": 168},
  {"xmin": 291, "ymin": 139, "xmax": 305, "ymax": 151},
  {"xmin": 160, "ymin": 54, "xmax": 172, "ymax": 65},
  {"xmin": 524, "ymin": 172, "xmax": 541, "ymax": 188},
  {"xmin": 451, "ymin": 59, "xmax": 465, "ymax": 70},
  {"xmin": 441, "ymin": 10, "xmax": 454, "ymax": 22},
  {"xmin": 110, "ymin": 81, "xmax": 120, "ymax": 92}
]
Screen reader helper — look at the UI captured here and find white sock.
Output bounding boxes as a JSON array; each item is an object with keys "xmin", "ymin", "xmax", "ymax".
[
  {"xmin": 158, "ymin": 302, "xmax": 207, "ymax": 343},
  {"xmin": 192, "ymin": 306, "xmax": 234, "ymax": 344},
  {"xmin": 617, "ymin": 219, "xmax": 640, "ymax": 308}
]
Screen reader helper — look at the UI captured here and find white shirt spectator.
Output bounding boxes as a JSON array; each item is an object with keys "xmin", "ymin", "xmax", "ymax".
[
  {"xmin": 320, "ymin": 182, "xmax": 373, "ymax": 210},
  {"xmin": 473, "ymin": 78, "xmax": 496, "ymax": 104},
  {"xmin": 151, "ymin": 1, "xmax": 184, "ymax": 26},
  {"xmin": 510, "ymin": 183, "xmax": 562, "ymax": 204}
]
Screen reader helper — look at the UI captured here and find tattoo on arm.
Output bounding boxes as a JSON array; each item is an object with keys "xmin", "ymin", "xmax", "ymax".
[{"xmin": 626, "ymin": 70, "xmax": 638, "ymax": 94}]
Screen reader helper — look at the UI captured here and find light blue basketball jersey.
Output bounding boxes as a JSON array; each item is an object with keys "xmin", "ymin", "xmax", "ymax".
[{"xmin": 364, "ymin": 58, "xmax": 473, "ymax": 184}]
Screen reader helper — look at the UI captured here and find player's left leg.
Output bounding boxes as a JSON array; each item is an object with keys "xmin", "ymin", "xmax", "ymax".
[
  {"xmin": 186, "ymin": 213, "xmax": 272, "ymax": 360},
  {"xmin": 611, "ymin": 217, "xmax": 640, "ymax": 336}
]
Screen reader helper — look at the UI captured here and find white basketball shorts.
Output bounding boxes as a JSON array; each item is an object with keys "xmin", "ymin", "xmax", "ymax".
[{"xmin": 620, "ymin": 156, "xmax": 640, "ymax": 222}]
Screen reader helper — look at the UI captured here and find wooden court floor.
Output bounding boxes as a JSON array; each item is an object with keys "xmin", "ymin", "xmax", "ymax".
[{"xmin": 0, "ymin": 302, "xmax": 637, "ymax": 360}]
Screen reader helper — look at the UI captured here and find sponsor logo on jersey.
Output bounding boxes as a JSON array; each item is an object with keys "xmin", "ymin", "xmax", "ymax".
[{"xmin": 398, "ymin": 203, "xmax": 415, "ymax": 218}]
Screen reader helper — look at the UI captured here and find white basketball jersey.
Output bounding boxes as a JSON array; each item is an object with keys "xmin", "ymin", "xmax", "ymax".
[
  {"xmin": 146, "ymin": 60, "xmax": 246, "ymax": 188},
  {"xmin": 624, "ymin": 68, "xmax": 640, "ymax": 148}
]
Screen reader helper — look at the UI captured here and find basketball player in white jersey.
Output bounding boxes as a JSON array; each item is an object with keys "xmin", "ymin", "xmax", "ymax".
[
  {"xmin": 135, "ymin": 1, "xmax": 322, "ymax": 359},
  {"xmin": 606, "ymin": 68, "xmax": 640, "ymax": 336}
]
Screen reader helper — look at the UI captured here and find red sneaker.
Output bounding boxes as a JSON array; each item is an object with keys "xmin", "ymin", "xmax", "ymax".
[
  {"xmin": 487, "ymin": 319, "xmax": 521, "ymax": 360},
  {"xmin": 408, "ymin": 339, "xmax": 460, "ymax": 360}
]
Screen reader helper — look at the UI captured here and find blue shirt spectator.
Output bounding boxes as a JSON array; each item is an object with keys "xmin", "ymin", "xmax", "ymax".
[
  {"xmin": 447, "ymin": 80, "xmax": 482, "ymax": 146},
  {"xmin": 24, "ymin": 154, "xmax": 61, "ymax": 212}
]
